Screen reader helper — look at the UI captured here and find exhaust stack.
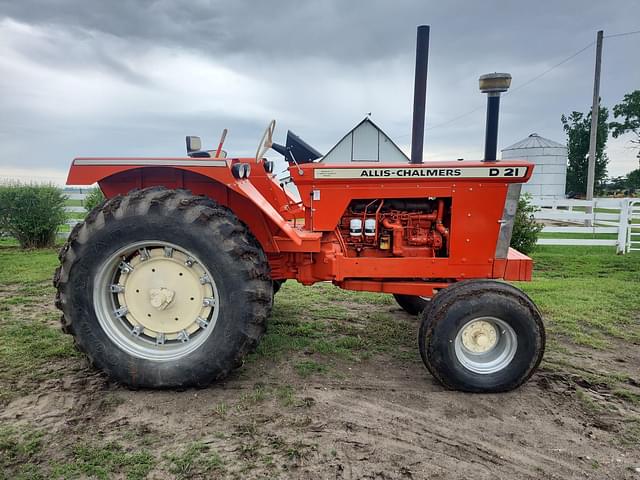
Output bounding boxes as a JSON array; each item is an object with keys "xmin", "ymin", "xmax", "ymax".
[
  {"xmin": 479, "ymin": 73, "xmax": 511, "ymax": 161},
  {"xmin": 410, "ymin": 25, "xmax": 430, "ymax": 164}
]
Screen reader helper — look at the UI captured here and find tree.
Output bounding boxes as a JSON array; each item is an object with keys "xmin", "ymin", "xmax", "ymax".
[
  {"xmin": 84, "ymin": 186, "xmax": 106, "ymax": 213},
  {"xmin": 561, "ymin": 103, "xmax": 609, "ymax": 195},
  {"xmin": 510, "ymin": 194, "xmax": 543, "ymax": 254},
  {"xmin": 602, "ymin": 175, "xmax": 627, "ymax": 192},
  {"xmin": 627, "ymin": 165, "xmax": 640, "ymax": 190},
  {"xmin": 610, "ymin": 90, "xmax": 640, "ymax": 160},
  {"xmin": 0, "ymin": 183, "xmax": 67, "ymax": 248}
]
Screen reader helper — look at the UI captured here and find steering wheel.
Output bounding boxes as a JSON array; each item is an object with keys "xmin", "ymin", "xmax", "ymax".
[{"xmin": 255, "ymin": 119, "xmax": 276, "ymax": 162}]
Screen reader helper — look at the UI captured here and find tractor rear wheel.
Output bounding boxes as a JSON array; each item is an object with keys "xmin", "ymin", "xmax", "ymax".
[
  {"xmin": 54, "ymin": 187, "xmax": 272, "ymax": 388},
  {"xmin": 393, "ymin": 294, "xmax": 430, "ymax": 316},
  {"xmin": 418, "ymin": 280, "xmax": 545, "ymax": 392}
]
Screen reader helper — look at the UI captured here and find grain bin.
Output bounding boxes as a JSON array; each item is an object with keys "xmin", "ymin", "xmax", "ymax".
[{"xmin": 501, "ymin": 133, "xmax": 567, "ymax": 199}]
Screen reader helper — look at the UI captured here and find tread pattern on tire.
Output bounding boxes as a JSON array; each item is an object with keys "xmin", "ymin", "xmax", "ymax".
[{"xmin": 53, "ymin": 186, "xmax": 272, "ymax": 388}]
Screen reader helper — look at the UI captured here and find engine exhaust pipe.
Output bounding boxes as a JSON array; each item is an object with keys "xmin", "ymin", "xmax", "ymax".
[
  {"xmin": 479, "ymin": 73, "xmax": 512, "ymax": 161},
  {"xmin": 410, "ymin": 25, "xmax": 430, "ymax": 164}
]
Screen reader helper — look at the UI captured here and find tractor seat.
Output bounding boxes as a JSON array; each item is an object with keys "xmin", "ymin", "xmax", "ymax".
[
  {"xmin": 189, "ymin": 151, "xmax": 212, "ymax": 158},
  {"xmin": 185, "ymin": 136, "xmax": 227, "ymax": 158}
]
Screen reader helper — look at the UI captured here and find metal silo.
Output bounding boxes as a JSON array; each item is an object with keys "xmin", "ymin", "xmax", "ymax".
[{"xmin": 501, "ymin": 133, "xmax": 567, "ymax": 199}]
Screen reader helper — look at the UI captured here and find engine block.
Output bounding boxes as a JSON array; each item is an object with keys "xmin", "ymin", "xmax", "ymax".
[{"xmin": 338, "ymin": 198, "xmax": 450, "ymax": 258}]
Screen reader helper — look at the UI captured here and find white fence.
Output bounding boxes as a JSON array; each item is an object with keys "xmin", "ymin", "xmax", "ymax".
[
  {"xmin": 628, "ymin": 199, "xmax": 640, "ymax": 252},
  {"xmin": 532, "ymin": 197, "xmax": 640, "ymax": 254},
  {"xmin": 60, "ymin": 189, "xmax": 90, "ymax": 237}
]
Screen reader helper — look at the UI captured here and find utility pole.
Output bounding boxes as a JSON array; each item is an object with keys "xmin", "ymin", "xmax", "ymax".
[
  {"xmin": 585, "ymin": 30, "xmax": 603, "ymax": 226},
  {"xmin": 586, "ymin": 30, "xmax": 604, "ymax": 202}
]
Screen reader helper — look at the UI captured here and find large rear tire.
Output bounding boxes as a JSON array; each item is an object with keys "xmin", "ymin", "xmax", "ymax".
[
  {"xmin": 418, "ymin": 280, "xmax": 545, "ymax": 392},
  {"xmin": 54, "ymin": 187, "xmax": 272, "ymax": 388}
]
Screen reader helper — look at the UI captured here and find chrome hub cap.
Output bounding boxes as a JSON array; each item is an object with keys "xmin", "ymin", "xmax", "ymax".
[
  {"xmin": 94, "ymin": 241, "xmax": 219, "ymax": 361},
  {"xmin": 454, "ymin": 317, "xmax": 517, "ymax": 374}
]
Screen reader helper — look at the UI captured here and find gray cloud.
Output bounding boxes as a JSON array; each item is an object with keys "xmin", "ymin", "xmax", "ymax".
[
  {"xmin": 0, "ymin": 0, "xmax": 639, "ymax": 183},
  {"xmin": 0, "ymin": 1, "xmax": 621, "ymax": 63}
]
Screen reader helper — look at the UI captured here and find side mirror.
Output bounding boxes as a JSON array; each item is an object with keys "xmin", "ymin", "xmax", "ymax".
[{"xmin": 186, "ymin": 136, "xmax": 202, "ymax": 154}]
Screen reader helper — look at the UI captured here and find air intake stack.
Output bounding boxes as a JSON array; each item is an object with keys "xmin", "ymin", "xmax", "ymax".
[
  {"xmin": 479, "ymin": 73, "xmax": 512, "ymax": 161},
  {"xmin": 410, "ymin": 25, "xmax": 430, "ymax": 164}
]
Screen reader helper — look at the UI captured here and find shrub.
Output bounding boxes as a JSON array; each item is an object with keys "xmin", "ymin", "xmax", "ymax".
[
  {"xmin": 510, "ymin": 193, "xmax": 543, "ymax": 255},
  {"xmin": 84, "ymin": 186, "xmax": 106, "ymax": 213},
  {"xmin": 0, "ymin": 183, "xmax": 67, "ymax": 249}
]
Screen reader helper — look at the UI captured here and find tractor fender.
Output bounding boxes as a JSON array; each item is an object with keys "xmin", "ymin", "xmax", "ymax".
[{"xmin": 66, "ymin": 158, "xmax": 302, "ymax": 247}]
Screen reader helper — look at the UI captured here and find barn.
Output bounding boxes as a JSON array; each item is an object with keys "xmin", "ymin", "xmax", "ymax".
[{"xmin": 322, "ymin": 117, "xmax": 409, "ymax": 164}]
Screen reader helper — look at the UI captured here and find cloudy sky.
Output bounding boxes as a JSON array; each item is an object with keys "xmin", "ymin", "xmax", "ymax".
[{"xmin": 0, "ymin": 0, "xmax": 639, "ymax": 184}]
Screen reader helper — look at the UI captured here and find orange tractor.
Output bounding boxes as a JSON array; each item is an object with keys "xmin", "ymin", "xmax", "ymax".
[{"xmin": 54, "ymin": 26, "xmax": 544, "ymax": 392}]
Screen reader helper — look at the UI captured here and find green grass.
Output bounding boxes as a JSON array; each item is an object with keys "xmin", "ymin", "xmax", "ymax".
[
  {"xmin": 2, "ymin": 242, "xmax": 637, "ymax": 398},
  {"xmin": 575, "ymin": 388, "xmax": 604, "ymax": 413},
  {"xmin": 0, "ymin": 246, "xmax": 59, "ymax": 284},
  {"xmin": 213, "ymin": 401, "xmax": 229, "ymax": 416},
  {"xmin": 620, "ymin": 418, "xmax": 640, "ymax": 445},
  {"xmin": 51, "ymin": 442, "xmax": 153, "ymax": 480},
  {"xmin": 239, "ymin": 384, "xmax": 268, "ymax": 406},
  {"xmin": 275, "ymin": 385, "xmax": 295, "ymax": 406},
  {"xmin": 517, "ymin": 246, "xmax": 640, "ymax": 348},
  {"xmin": 165, "ymin": 442, "xmax": 224, "ymax": 479},
  {"xmin": 0, "ymin": 245, "xmax": 78, "ymax": 403},
  {"xmin": 566, "ymin": 206, "xmax": 622, "ymax": 214},
  {"xmin": 0, "ymin": 314, "xmax": 78, "ymax": 404},
  {"xmin": 538, "ymin": 232, "xmax": 618, "ymax": 240},
  {"xmin": 294, "ymin": 359, "xmax": 329, "ymax": 377},
  {"xmin": 1, "ymin": 427, "xmax": 154, "ymax": 480},
  {"xmin": 251, "ymin": 284, "xmax": 412, "ymax": 369},
  {"xmin": 0, "ymin": 426, "xmax": 43, "ymax": 478},
  {"xmin": 0, "ymin": 243, "xmax": 639, "ymax": 476},
  {"xmin": 1, "ymin": 243, "xmax": 638, "ymax": 357},
  {"xmin": 613, "ymin": 389, "xmax": 640, "ymax": 404}
]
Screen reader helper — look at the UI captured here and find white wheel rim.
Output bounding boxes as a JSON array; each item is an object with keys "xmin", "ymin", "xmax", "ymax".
[
  {"xmin": 453, "ymin": 316, "xmax": 517, "ymax": 374},
  {"xmin": 94, "ymin": 241, "xmax": 219, "ymax": 361}
]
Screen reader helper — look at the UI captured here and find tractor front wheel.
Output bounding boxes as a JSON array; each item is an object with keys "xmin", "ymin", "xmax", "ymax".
[
  {"xmin": 418, "ymin": 280, "xmax": 545, "ymax": 392},
  {"xmin": 54, "ymin": 187, "xmax": 272, "ymax": 388}
]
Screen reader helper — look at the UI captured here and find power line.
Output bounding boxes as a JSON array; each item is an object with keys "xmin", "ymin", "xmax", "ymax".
[
  {"xmin": 395, "ymin": 104, "xmax": 485, "ymax": 138},
  {"xmin": 424, "ymin": 105, "xmax": 485, "ymax": 131},
  {"xmin": 395, "ymin": 40, "xmax": 596, "ymax": 138},
  {"xmin": 505, "ymin": 29, "xmax": 640, "ymax": 98},
  {"xmin": 505, "ymin": 42, "xmax": 594, "ymax": 95},
  {"xmin": 394, "ymin": 29, "xmax": 640, "ymax": 139},
  {"xmin": 604, "ymin": 29, "xmax": 640, "ymax": 39}
]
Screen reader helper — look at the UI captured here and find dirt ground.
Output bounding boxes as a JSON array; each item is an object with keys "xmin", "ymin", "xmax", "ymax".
[{"xmin": 2, "ymin": 287, "xmax": 640, "ymax": 480}]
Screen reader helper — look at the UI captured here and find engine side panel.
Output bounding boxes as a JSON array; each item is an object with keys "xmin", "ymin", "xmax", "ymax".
[{"xmin": 287, "ymin": 161, "xmax": 533, "ymax": 289}]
